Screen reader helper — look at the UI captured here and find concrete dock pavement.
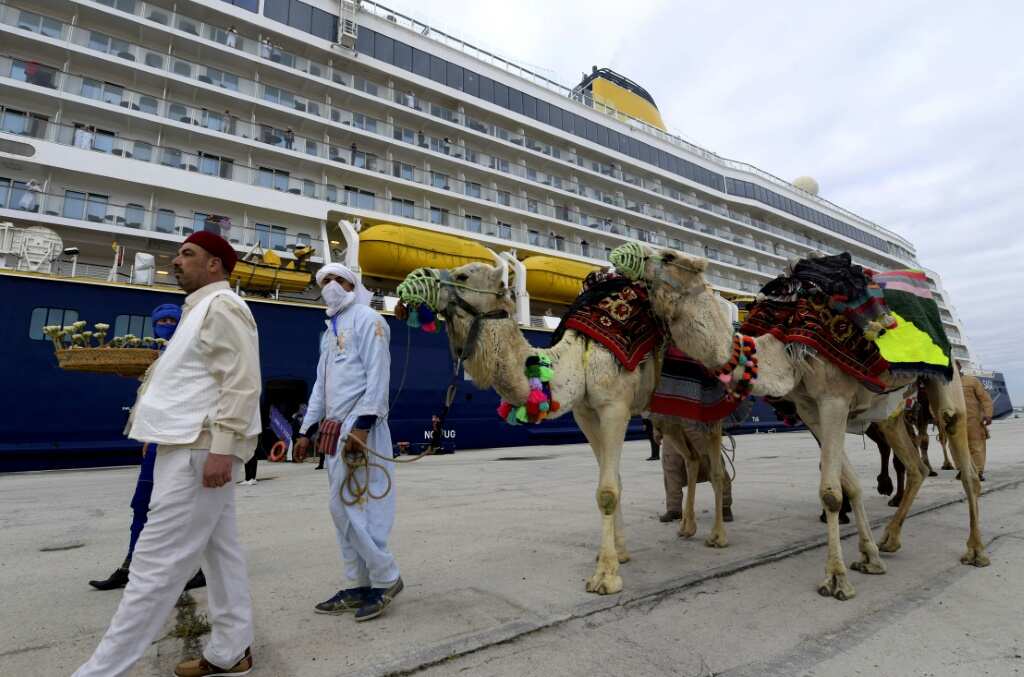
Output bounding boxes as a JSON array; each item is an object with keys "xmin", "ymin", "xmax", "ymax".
[{"xmin": 1, "ymin": 419, "xmax": 1022, "ymax": 676}]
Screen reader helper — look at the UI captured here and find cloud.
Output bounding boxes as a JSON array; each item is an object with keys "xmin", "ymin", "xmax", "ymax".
[{"xmin": 382, "ymin": 0, "xmax": 1024, "ymax": 404}]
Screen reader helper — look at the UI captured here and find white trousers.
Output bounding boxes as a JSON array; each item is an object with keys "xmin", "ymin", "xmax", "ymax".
[
  {"xmin": 326, "ymin": 430, "xmax": 400, "ymax": 589},
  {"xmin": 73, "ymin": 449, "xmax": 253, "ymax": 677}
]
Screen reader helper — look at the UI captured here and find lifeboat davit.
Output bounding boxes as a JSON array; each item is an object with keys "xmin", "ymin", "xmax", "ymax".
[
  {"xmin": 358, "ymin": 224, "xmax": 494, "ymax": 280},
  {"xmin": 522, "ymin": 256, "xmax": 599, "ymax": 305}
]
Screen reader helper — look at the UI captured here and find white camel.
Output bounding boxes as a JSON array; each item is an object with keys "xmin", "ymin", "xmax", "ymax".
[
  {"xmin": 611, "ymin": 244, "xmax": 987, "ymax": 600},
  {"xmin": 397, "ymin": 262, "xmax": 730, "ymax": 594}
]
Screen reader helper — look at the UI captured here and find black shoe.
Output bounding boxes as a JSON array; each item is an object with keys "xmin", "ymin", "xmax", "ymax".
[
  {"xmin": 659, "ymin": 510, "xmax": 682, "ymax": 523},
  {"xmin": 314, "ymin": 587, "xmax": 370, "ymax": 614},
  {"xmin": 184, "ymin": 570, "xmax": 206, "ymax": 591},
  {"xmin": 354, "ymin": 577, "xmax": 403, "ymax": 622},
  {"xmin": 645, "ymin": 456, "xmax": 660, "ymax": 461},
  {"xmin": 89, "ymin": 566, "xmax": 129, "ymax": 590}
]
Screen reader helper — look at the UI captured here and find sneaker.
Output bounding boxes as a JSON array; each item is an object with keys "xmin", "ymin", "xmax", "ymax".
[
  {"xmin": 314, "ymin": 587, "xmax": 369, "ymax": 614},
  {"xmin": 89, "ymin": 566, "xmax": 129, "ymax": 591},
  {"xmin": 174, "ymin": 646, "xmax": 252, "ymax": 676},
  {"xmin": 658, "ymin": 510, "xmax": 682, "ymax": 523},
  {"xmin": 354, "ymin": 577, "xmax": 404, "ymax": 622},
  {"xmin": 184, "ymin": 570, "xmax": 207, "ymax": 591}
]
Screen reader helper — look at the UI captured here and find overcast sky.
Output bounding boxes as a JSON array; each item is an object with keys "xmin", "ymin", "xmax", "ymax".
[{"xmin": 384, "ymin": 0, "xmax": 1024, "ymax": 404}]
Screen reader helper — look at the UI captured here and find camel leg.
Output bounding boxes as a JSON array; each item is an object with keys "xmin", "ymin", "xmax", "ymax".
[
  {"xmin": 938, "ymin": 427, "xmax": 955, "ymax": 470},
  {"xmin": 890, "ymin": 455, "xmax": 906, "ymax": 508},
  {"xmin": 574, "ymin": 406, "xmax": 629, "ymax": 595},
  {"xmin": 927, "ymin": 375, "xmax": 989, "ymax": 567},
  {"xmin": 798, "ymin": 395, "xmax": 857, "ymax": 601},
  {"xmin": 842, "ymin": 451, "xmax": 886, "ymax": 575},
  {"xmin": 867, "ymin": 423, "xmax": 893, "ymax": 496},
  {"xmin": 677, "ymin": 440, "xmax": 700, "ymax": 539},
  {"xmin": 877, "ymin": 415, "xmax": 926, "ymax": 553},
  {"xmin": 702, "ymin": 425, "xmax": 729, "ymax": 548}
]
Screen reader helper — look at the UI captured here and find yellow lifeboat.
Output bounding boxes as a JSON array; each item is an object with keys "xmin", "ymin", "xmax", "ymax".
[
  {"xmin": 359, "ymin": 224, "xmax": 493, "ymax": 280},
  {"xmin": 522, "ymin": 256, "xmax": 599, "ymax": 305},
  {"xmin": 229, "ymin": 247, "xmax": 314, "ymax": 292}
]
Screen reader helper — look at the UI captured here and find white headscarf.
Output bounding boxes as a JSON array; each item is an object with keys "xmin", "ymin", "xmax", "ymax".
[{"xmin": 316, "ymin": 263, "xmax": 372, "ymax": 316}]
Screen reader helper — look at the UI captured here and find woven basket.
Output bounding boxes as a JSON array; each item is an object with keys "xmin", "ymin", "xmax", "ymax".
[{"xmin": 55, "ymin": 347, "xmax": 159, "ymax": 378}]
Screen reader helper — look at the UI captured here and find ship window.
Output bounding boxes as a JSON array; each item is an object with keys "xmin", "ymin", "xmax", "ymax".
[
  {"xmin": 430, "ymin": 172, "xmax": 449, "ymax": 189},
  {"xmin": 508, "ymin": 89, "xmax": 523, "ymax": 114},
  {"xmin": 478, "ymin": 75, "xmax": 493, "ymax": 103},
  {"xmin": 523, "ymin": 94, "xmax": 537, "ymax": 119},
  {"xmin": 125, "ymin": 203, "xmax": 145, "ymax": 228},
  {"xmin": 429, "ymin": 207, "xmax": 448, "ymax": 225},
  {"xmin": 445, "ymin": 63, "xmax": 463, "ymax": 90},
  {"xmin": 373, "ymin": 33, "xmax": 394, "ymax": 64},
  {"xmin": 463, "ymin": 69, "xmax": 479, "ymax": 97},
  {"xmin": 16, "ymin": 10, "xmax": 63, "ymax": 38},
  {"xmin": 465, "ymin": 182, "xmax": 481, "ymax": 199},
  {"xmin": 492, "ymin": 82, "xmax": 508, "ymax": 108},
  {"xmin": 114, "ymin": 315, "xmax": 154, "ymax": 339},
  {"xmin": 264, "ymin": 0, "xmax": 288, "ymax": 24},
  {"xmin": 258, "ymin": 167, "xmax": 290, "ymax": 191},
  {"xmin": 412, "ymin": 48, "xmax": 430, "ymax": 78},
  {"xmin": 255, "ymin": 223, "xmax": 288, "ymax": 250},
  {"xmin": 394, "ymin": 42, "xmax": 412, "ymax": 71},
  {"xmin": 391, "ymin": 198, "xmax": 415, "ymax": 219},
  {"xmin": 288, "ymin": 0, "xmax": 312, "ymax": 33},
  {"xmin": 11, "ymin": 59, "xmax": 57, "ymax": 88},
  {"xmin": 496, "ymin": 190, "xmax": 511, "ymax": 206},
  {"xmin": 352, "ymin": 151, "xmax": 377, "ymax": 171},
  {"xmin": 497, "ymin": 221, "xmax": 512, "ymax": 239},
  {"xmin": 465, "ymin": 215, "xmax": 482, "ymax": 233},
  {"xmin": 344, "ymin": 186, "xmax": 375, "ymax": 210},
  {"xmin": 29, "ymin": 308, "xmax": 80, "ymax": 340},
  {"xmin": 155, "ymin": 209, "xmax": 176, "ymax": 233},
  {"xmin": 429, "ymin": 54, "xmax": 446, "ymax": 84},
  {"xmin": 392, "ymin": 161, "xmax": 414, "ymax": 181},
  {"xmin": 310, "ymin": 7, "xmax": 338, "ymax": 41},
  {"xmin": 536, "ymin": 100, "xmax": 549, "ymax": 125}
]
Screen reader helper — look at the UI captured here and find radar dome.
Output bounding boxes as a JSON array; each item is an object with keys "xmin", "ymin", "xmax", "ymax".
[{"xmin": 793, "ymin": 176, "xmax": 820, "ymax": 195}]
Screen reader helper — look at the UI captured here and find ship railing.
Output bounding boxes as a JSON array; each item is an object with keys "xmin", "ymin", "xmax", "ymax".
[
  {"xmin": 2, "ymin": 0, "xmax": 918, "ymax": 260},
  {"xmin": 0, "ymin": 186, "xmax": 326, "ymax": 258},
  {"xmin": 0, "ymin": 11, "xmax": 906, "ymax": 272}
]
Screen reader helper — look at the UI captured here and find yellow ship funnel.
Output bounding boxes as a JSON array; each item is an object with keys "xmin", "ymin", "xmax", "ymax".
[
  {"xmin": 522, "ymin": 256, "xmax": 600, "ymax": 306},
  {"xmin": 358, "ymin": 224, "xmax": 494, "ymax": 281}
]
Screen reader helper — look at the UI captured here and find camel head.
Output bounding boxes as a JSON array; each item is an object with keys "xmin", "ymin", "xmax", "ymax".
[
  {"xmin": 610, "ymin": 242, "xmax": 733, "ymax": 368},
  {"xmin": 397, "ymin": 262, "xmax": 516, "ymax": 357}
]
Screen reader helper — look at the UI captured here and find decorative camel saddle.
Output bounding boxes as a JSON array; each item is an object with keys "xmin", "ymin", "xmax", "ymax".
[{"xmin": 742, "ymin": 252, "xmax": 953, "ymax": 392}]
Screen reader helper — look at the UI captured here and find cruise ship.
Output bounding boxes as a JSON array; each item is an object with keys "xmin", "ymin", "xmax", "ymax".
[{"xmin": 0, "ymin": 0, "xmax": 1011, "ymax": 470}]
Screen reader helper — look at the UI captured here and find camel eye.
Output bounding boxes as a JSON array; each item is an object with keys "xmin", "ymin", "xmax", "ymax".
[
  {"xmin": 456, "ymin": 273, "xmax": 469, "ymax": 282},
  {"xmin": 662, "ymin": 253, "xmax": 676, "ymax": 263}
]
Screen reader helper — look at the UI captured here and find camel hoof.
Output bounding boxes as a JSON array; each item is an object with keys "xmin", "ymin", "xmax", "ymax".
[
  {"xmin": 817, "ymin": 573, "xmax": 856, "ymax": 601},
  {"xmin": 850, "ymin": 559, "xmax": 886, "ymax": 575},
  {"xmin": 704, "ymin": 532, "xmax": 728, "ymax": 549},
  {"xmin": 617, "ymin": 550, "xmax": 631, "ymax": 564},
  {"xmin": 876, "ymin": 473, "xmax": 894, "ymax": 496},
  {"xmin": 928, "ymin": 470, "xmax": 938, "ymax": 477},
  {"xmin": 878, "ymin": 533, "xmax": 901, "ymax": 553},
  {"xmin": 941, "ymin": 463, "xmax": 955, "ymax": 471},
  {"xmin": 887, "ymin": 494, "xmax": 902, "ymax": 508},
  {"xmin": 678, "ymin": 520, "xmax": 697, "ymax": 539},
  {"xmin": 586, "ymin": 572, "xmax": 623, "ymax": 595},
  {"xmin": 961, "ymin": 549, "xmax": 991, "ymax": 568}
]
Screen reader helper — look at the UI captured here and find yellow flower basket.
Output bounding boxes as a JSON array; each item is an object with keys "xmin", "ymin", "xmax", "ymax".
[{"xmin": 54, "ymin": 347, "xmax": 159, "ymax": 378}]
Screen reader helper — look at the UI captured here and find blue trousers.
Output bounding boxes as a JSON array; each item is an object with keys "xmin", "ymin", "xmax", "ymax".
[{"xmin": 126, "ymin": 444, "xmax": 157, "ymax": 561}]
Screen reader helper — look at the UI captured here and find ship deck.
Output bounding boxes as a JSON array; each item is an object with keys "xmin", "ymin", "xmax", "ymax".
[{"xmin": 2, "ymin": 420, "xmax": 1023, "ymax": 676}]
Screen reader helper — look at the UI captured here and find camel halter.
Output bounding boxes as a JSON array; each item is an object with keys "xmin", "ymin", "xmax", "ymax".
[
  {"xmin": 609, "ymin": 242, "xmax": 706, "ymax": 294},
  {"xmin": 397, "ymin": 267, "xmax": 510, "ymax": 362}
]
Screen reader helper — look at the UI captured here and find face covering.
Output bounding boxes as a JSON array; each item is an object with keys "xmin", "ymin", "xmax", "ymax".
[
  {"xmin": 153, "ymin": 322, "xmax": 177, "ymax": 340},
  {"xmin": 322, "ymin": 280, "xmax": 355, "ymax": 317}
]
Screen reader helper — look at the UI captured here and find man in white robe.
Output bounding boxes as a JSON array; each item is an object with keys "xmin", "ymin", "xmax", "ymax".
[{"xmin": 294, "ymin": 263, "xmax": 403, "ymax": 621}]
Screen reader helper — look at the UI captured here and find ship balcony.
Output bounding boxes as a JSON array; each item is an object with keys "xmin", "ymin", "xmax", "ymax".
[{"xmin": 0, "ymin": 0, "xmax": 910, "ymax": 273}]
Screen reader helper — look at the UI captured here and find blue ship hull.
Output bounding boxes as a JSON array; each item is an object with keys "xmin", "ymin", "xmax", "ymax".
[{"xmin": 0, "ymin": 273, "xmax": 788, "ymax": 472}]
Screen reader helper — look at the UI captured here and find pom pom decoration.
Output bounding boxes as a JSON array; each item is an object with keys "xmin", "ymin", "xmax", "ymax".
[
  {"xmin": 404, "ymin": 303, "xmax": 439, "ymax": 333},
  {"xmin": 497, "ymin": 353, "xmax": 561, "ymax": 425}
]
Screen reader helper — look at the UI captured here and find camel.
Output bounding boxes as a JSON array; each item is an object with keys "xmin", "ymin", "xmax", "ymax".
[
  {"xmin": 396, "ymin": 262, "xmax": 729, "ymax": 595},
  {"xmin": 610, "ymin": 243, "xmax": 987, "ymax": 600}
]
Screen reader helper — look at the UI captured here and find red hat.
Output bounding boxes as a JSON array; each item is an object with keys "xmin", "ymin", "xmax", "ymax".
[{"xmin": 184, "ymin": 231, "xmax": 237, "ymax": 273}]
